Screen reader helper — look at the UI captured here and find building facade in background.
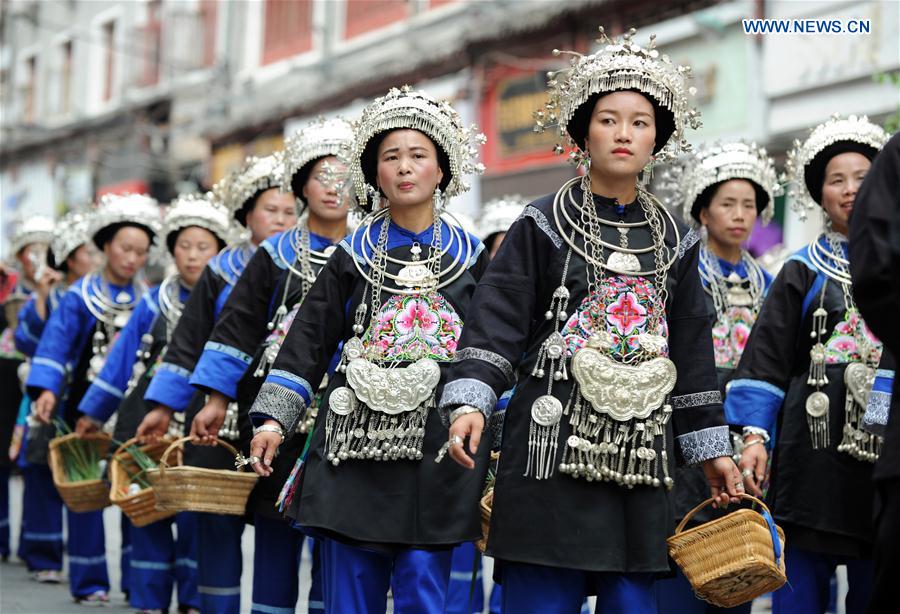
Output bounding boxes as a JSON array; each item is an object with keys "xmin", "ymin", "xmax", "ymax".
[{"xmin": 1, "ymin": 0, "xmax": 897, "ymax": 256}]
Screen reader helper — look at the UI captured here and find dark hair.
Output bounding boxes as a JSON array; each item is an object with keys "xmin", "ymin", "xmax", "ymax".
[
  {"xmin": 166, "ymin": 225, "xmax": 227, "ymax": 255},
  {"xmin": 690, "ymin": 179, "xmax": 769, "ymax": 223},
  {"xmin": 567, "ymin": 89, "xmax": 675, "ymax": 155},
  {"xmin": 93, "ymin": 222, "xmax": 155, "ymax": 250},
  {"xmin": 360, "ymin": 129, "xmax": 451, "ymax": 208},
  {"xmin": 803, "ymin": 141, "xmax": 878, "ymax": 205},
  {"xmin": 290, "ymin": 156, "xmax": 328, "ymax": 203}
]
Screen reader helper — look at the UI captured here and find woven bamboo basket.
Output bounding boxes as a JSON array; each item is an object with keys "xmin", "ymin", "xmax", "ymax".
[
  {"xmin": 667, "ymin": 494, "xmax": 787, "ymax": 608},
  {"xmin": 476, "ymin": 488, "xmax": 493, "ymax": 553},
  {"xmin": 48, "ymin": 432, "xmax": 111, "ymax": 513},
  {"xmin": 109, "ymin": 437, "xmax": 178, "ymax": 527},
  {"xmin": 146, "ymin": 436, "xmax": 258, "ymax": 516}
]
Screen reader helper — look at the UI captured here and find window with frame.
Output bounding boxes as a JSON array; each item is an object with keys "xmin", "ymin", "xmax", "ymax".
[{"xmin": 261, "ymin": 0, "xmax": 313, "ymax": 66}]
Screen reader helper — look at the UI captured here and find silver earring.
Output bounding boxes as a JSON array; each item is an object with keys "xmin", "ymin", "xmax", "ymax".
[{"xmin": 432, "ymin": 187, "xmax": 445, "ymax": 214}]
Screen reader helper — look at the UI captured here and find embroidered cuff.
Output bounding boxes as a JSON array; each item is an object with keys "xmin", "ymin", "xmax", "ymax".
[
  {"xmin": 670, "ymin": 390, "xmax": 721, "ymax": 409},
  {"xmin": 190, "ymin": 346, "xmax": 253, "ymax": 399},
  {"xmin": 269, "ymin": 369, "xmax": 314, "ymax": 403},
  {"xmin": 677, "ymin": 425, "xmax": 733, "ymax": 465},
  {"xmin": 678, "ymin": 227, "xmax": 701, "ymax": 258},
  {"xmin": 742, "ymin": 426, "xmax": 770, "ymax": 443},
  {"xmin": 439, "ymin": 378, "xmax": 497, "ymax": 425},
  {"xmin": 454, "ymin": 347, "xmax": 515, "ymax": 385},
  {"xmin": 250, "ymin": 382, "xmax": 306, "ymax": 433},
  {"xmin": 79, "ymin": 379, "xmax": 124, "ymax": 424}
]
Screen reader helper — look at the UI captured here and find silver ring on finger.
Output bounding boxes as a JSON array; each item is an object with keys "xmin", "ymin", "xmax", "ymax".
[
  {"xmin": 741, "ymin": 468, "xmax": 753, "ymax": 478},
  {"xmin": 248, "ymin": 455, "xmax": 261, "ymax": 465},
  {"xmin": 449, "ymin": 435, "xmax": 463, "ymax": 447}
]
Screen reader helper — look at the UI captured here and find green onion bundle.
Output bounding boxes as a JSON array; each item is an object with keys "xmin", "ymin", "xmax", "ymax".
[
  {"xmin": 111, "ymin": 439, "xmax": 160, "ymax": 492},
  {"xmin": 52, "ymin": 419, "xmax": 105, "ymax": 482}
]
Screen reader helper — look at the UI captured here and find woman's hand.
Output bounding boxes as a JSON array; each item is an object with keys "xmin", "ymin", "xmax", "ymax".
[
  {"xmin": 702, "ymin": 456, "xmax": 744, "ymax": 508},
  {"xmin": 75, "ymin": 415, "xmax": 101, "ymax": 437},
  {"xmin": 33, "ymin": 390, "xmax": 57, "ymax": 424},
  {"xmin": 190, "ymin": 394, "xmax": 229, "ymax": 445},
  {"xmin": 249, "ymin": 420, "xmax": 283, "ymax": 477},
  {"xmin": 448, "ymin": 412, "xmax": 485, "ymax": 470},
  {"xmin": 738, "ymin": 438, "xmax": 768, "ymax": 497},
  {"xmin": 136, "ymin": 406, "xmax": 173, "ymax": 442}
]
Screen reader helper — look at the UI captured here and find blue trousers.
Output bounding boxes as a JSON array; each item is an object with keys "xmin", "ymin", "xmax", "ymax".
[
  {"xmin": 129, "ymin": 513, "xmax": 199, "ymax": 610},
  {"xmin": 447, "ymin": 542, "xmax": 485, "ymax": 614},
  {"xmin": 320, "ymin": 537, "xmax": 453, "ymax": 614},
  {"xmin": 20, "ymin": 465, "xmax": 64, "ymax": 571},
  {"xmin": 500, "ymin": 562, "xmax": 656, "ymax": 614},
  {"xmin": 197, "ymin": 513, "xmax": 244, "ymax": 614},
  {"xmin": 251, "ymin": 513, "xmax": 303, "ymax": 614},
  {"xmin": 67, "ymin": 509, "xmax": 109, "ymax": 598},
  {"xmin": 772, "ymin": 546, "xmax": 874, "ymax": 614},
  {"xmin": 653, "ymin": 565, "xmax": 752, "ymax": 614},
  {"xmin": 0, "ymin": 466, "xmax": 9, "ymax": 558}
]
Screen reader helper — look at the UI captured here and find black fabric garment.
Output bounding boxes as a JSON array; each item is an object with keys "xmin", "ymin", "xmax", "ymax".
[
  {"xmin": 273, "ymin": 242, "xmax": 491, "ymax": 548},
  {"xmin": 162, "ymin": 266, "xmax": 252, "ymax": 469},
  {"xmin": 849, "ymin": 130, "xmax": 900, "ymax": 482},
  {"xmin": 0, "ymin": 357, "xmax": 24, "ymax": 469},
  {"xmin": 207, "ymin": 246, "xmax": 325, "ymax": 519},
  {"xmin": 446, "ymin": 186, "xmax": 727, "ymax": 573},
  {"xmin": 731, "ymin": 259, "xmax": 876, "ymax": 557}
]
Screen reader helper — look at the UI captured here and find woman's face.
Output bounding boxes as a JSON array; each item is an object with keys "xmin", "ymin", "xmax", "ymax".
[
  {"xmin": 172, "ymin": 226, "xmax": 219, "ymax": 287},
  {"xmin": 66, "ymin": 244, "xmax": 96, "ymax": 280},
  {"xmin": 376, "ymin": 129, "xmax": 444, "ymax": 210},
  {"xmin": 585, "ymin": 91, "xmax": 657, "ymax": 179},
  {"xmin": 304, "ymin": 156, "xmax": 351, "ymax": 223},
  {"xmin": 245, "ymin": 188, "xmax": 298, "ymax": 244},
  {"xmin": 103, "ymin": 226, "xmax": 150, "ymax": 283},
  {"xmin": 820, "ymin": 151, "xmax": 871, "ymax": 234},
  {"xmin": 699, "ymin": 179, "xmax": 759, "ymax": 250}
]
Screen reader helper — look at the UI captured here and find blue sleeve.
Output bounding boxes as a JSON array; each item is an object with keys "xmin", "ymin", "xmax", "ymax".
[
  {"xmin": 14, "ymin": 298, "xmax": 45, "ymax": 357},
  {"xmin": 189, "ymin": 341, "xmax": 253, "ymax": 399},
  {"xmin": 723, "ymin": 379, "xmax": 786, "ymax": 432},
  {"xmin": 79, "ymin": 290, "xmax": 159, "ymax": 423},
  {"xmin": 144, "ymin": 363, "xmax": 196, "ymax": 412},
  {"xmin": 26, "ymin": 288, "xmax": 89, "ymax": 398}
]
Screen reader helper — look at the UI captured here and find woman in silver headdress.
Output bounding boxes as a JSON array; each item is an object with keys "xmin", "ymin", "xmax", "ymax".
[
  {"xmin": 26, "ymin": 193, "xmax": 160, "ymax": 605},
  {"xmin": 440, "ymin": 26, "xmax": 743, "ymax": 611},
  {"xmin": 725, "ymin": 115, "xmax": 889, "ymax": 614},
  {"xmin": 655, "ymin": 141, "xmax": 780, "ymax": 613},
  {"xmin": 13, "ymin": 211, "xmax": 93, "ymax": 583},
  {"xmin": 247, "ymin": 86, "xmax": 489, "ymax": 613}
]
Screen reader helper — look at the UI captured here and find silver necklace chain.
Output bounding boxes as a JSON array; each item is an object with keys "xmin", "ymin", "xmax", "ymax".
[{"xmin": 698, "ymin": 245, "xmax": 765, "ymax": 318}]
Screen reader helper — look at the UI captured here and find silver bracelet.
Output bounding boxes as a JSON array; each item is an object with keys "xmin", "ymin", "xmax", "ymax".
[
  {"xmin": 253, "ymin": 424, "xmax": 285, "ymax": 441},
  {"xmin": 449, "ymin": 405, "xmax": 481, "ymax": 424},
  {"xmin": 742, "ymin": 426, "xmax": 770, "ymax": 443}
]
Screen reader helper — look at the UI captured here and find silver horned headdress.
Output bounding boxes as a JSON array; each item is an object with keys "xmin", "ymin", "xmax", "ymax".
[
  {"xmin": 478, "ymin": 195, "xmax": 529, "ymax": 240},
  {"xmin": 11, "ymin": 215, "xmax": 55, "ymax": 256},
  {"xmin": 672, "ymin": 141, "xmax": 781, "ymax": 226},
  {"xmin": 215, "ymin": 152, "xmax": 287, "ymax": 224},
  {"xmin": 784, "ymin": 113, "xmax": 888, "ymax": 220},
  {"xmin": 162, "ymin": 192, "xmax": 233, "ymax": 253},
  {"xmin": 50, "ymin": 210, "xmax": 90, "ymax": 266},
  {"xmin": 284, "ymin": 116, "xmax": 355, "ymax": 202},
  {"xmin": 536, "ymin": 26, "xmax": 701, "ymax": 166},
  {"xmin": 345, "ymin": 85, "xmax": 486, "ymax": 211},
  {"xmin": 88, "ymin": 193, "xmax": 162, "ymax": 247}
]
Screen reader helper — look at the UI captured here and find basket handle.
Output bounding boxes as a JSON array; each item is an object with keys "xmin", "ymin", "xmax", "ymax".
[
  {"xmin": 675, "ymin": 493, "xmax": 782, "ymax": 567},
  {"xmin": 157, "ymin": 436, "xmax": 248, "ymax": 479}
]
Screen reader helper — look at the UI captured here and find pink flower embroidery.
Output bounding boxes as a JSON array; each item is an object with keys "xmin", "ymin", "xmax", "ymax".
[{"xmin": 605, "ymin": 291, "xmax": 647, "ymax": 336}]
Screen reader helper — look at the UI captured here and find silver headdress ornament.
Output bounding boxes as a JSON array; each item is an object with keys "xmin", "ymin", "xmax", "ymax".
[
  {"xmin": 11, "ymin": 215, "xmax": 55, "ymax": 255},
  {"xmin": 667, "ymin": 141, "xmax": 781, "ymax": 226},
  {"xmin": 536, "ymin": 26, "xmax": 702, "ymax": 166},
  {"xmin": 50, "ymin": 210, "xmax": 90, "ymax": 266},
  {"xmin": 284, "ymin": 116, "xmax": 355, "ymax": 199},
  {"xmin": 478, "ymin": 194, "xmax": 529, "ymax": 240},
  {"xmin": 784, "ymin": 113, "xmax": 888, "ymax": 220},
  {"xmin": 216, "ymin": 152, "xmax": 287, "ymax": 222},
  {"xmin": 162, "ymin": 192, "xmax": 233, "ymax": 252},
  {"xmin": 345, "ymin": 85, "xmax": 487, "ymax": 211},
  {"xmin": 87, "ymin": 193, "xmax": 162, "ymax": 247}
]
